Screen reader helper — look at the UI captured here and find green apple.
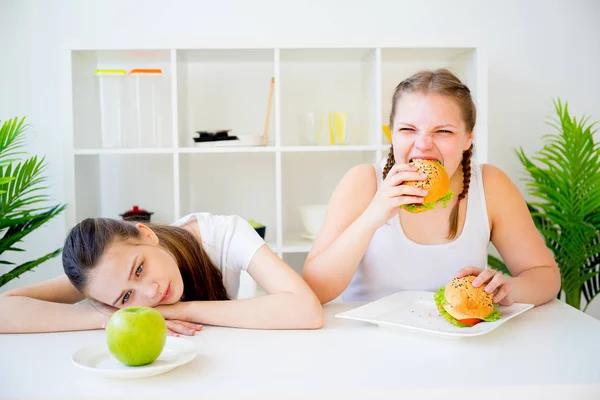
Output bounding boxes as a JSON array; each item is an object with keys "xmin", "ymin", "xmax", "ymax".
[{"xmin": 105, "ymin": 306, "xmax": 167, "ymax": 366}]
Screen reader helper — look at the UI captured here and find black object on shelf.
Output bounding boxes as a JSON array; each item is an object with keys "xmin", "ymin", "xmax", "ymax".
[
  {"xmin": 120, "ymin": 205, "xmax": 154, "ymax": 222},
  {"xmin": 193, "ymin": 130, "xmax": 239, "ymax": 143},
  {"xmin": 254, "ymin": 226, "xmax": 266, "ymax": 239}
]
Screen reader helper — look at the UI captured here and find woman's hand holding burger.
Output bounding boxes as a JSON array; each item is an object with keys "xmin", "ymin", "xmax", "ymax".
[
  {"xmin": 455, "ymin": 266, "xmax": 516, "ymax": 306},
  {"xmin": 362, "ymin": 163, "xmax": 428, "ymax": 229}
]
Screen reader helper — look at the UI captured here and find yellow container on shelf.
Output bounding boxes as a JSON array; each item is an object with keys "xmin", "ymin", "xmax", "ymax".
[
  {"xmin": 328, "ymin": 112, "xmax": 347, "ymax": 145},
  {"xmin": 382, "ymin": 125, "xmax": 391, "ymax": 143}
]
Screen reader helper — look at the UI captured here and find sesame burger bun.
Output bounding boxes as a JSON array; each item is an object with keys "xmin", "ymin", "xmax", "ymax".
[
  {"xmin": 434, "ymin": 275, "xmax": 501, "ymax": 327},
  {"xmin": 445, "ymin": 275, "xmax": 494, "ymax": 319},
  {"xmin": 400, "ymin": 159, "xmax": 453, "ymax": 214}
]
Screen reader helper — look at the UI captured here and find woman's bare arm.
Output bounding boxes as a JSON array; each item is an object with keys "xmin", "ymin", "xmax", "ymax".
[{"xmin": 0, "ymin": 274, "xmax": 108, "ymax": 333}]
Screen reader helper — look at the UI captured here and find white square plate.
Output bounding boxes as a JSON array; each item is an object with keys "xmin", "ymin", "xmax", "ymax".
[{"xmin": 335, "ymin": 291, "xmax": 534, "ymax": 338}]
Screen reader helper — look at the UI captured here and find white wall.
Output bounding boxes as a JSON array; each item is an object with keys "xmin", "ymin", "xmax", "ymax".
[{"xmin": 1, "ymin": 0, "xmax": 600, "ymax": 316}]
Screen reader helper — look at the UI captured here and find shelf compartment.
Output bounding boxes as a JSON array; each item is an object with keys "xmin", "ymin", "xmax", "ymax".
[
  {"xmin": 380, "ymin": 47, "xmax": 483, "ymax": 149},
  {"xmin": 176, "ymin": 49, "xmax": 276, "ymax": 149},
  {"xmin": 178, "ymin": 152, "xmax": 277, "ymax": 244},
  {"xmin": 279, "ymin": 48, "xmax": 379, "ymax": 147},
  {"xmin": 282, "ymin": 253, "xmax": 309, "ymax": 276},
  {"xmin": 73, "ymin": 153, "xmax": 175, "ymax": 224},
  {"xmin": 71, "ymin": 50, "xmax": 173, "ymax": 150},
  {"xmin": 282, "ymin": 151, "xmax": 378, "ymax": 242}
]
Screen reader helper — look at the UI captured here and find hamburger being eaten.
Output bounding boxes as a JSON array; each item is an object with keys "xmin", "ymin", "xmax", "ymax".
[
  {"xmin": 401, "ymin": 159, "xmax": 453, "ymax": 213},
  {"xmin": 434, "ymin": 275, "xmax": 501, "ymax": 327}
]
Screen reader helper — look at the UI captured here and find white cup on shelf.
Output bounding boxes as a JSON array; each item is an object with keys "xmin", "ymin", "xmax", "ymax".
[
  {"xmin": 300, "ymin": 112, "xmax": 327, "ymax": 145},
  {"xmin": 299, "ymin": 205, "xmax": 328, "ymax": 239}
]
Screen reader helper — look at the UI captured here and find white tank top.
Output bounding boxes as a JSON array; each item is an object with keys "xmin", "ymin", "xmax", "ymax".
[{"xmin": 341, "ymin": 160, "xmax": 491, "ymax": 302}]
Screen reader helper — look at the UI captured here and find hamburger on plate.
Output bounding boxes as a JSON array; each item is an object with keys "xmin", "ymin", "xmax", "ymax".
[{"xmin": 434, "ymin": 275, "xmax": 501, "ymax": 327}]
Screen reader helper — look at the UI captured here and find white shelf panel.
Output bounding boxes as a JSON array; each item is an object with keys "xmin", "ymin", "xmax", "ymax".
[
  {"xmin": 74, "ymin": 148, "xmax": 175, "ymax": 155},
  {"xmin": 72, "ymin": 50, "xmax": 172, "ymax": 63},
  {"xmin": 380, "ymin": 47, "xmax": 474, "ymax": 62},
  {"xmin": 281, "ymin": 239, "xmax": 314, "ymax": 254},
  {"xmin": 280, "ymin": 145, "xmax": 388, "ymax": 153},
  {"xmin": 279, "ymin": 48, "xmax": 375, "ymax": 63},
  {"xmin": 266, "ymin": 239, "xmax": 313, "ymax": 254},
  {"xmin": 178, "ymin": 146, "xmax": 276, "ymax": 154}
]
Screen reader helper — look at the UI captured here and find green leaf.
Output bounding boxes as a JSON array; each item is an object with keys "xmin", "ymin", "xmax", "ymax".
[
  {"xmin": 0, "ymin": 118, "xmax": 66, "ymax": 288},
  {"xmin": 0, "ymin": 204, "xmax": 66, "ymax": 255},
  {"xmin": 0, "ymin": 248, "xmax": 62, "ymax": 287},
  {"xmin": 1, "ymin": 156, "xmax": 52, "ymax": 218},
  {"xmin": 491, "ymin": 99, "xmax": 600, "ymax": 310},
  {"xmin": 0, "ymin": 117, "xmax": 27, "ymax": 166},
  {"xmin": 487, "ymin": 255, "xmax": 511, "ymax": 276}
]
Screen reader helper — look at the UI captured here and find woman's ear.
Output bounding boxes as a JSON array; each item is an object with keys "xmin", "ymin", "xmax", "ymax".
[
  {"xmin": 463, "ymin": 131, "xmax": 474, "ymax": 152},
  {"xmin": 135, "ymin": 223, "xmax": 159, "ymax": 245}
]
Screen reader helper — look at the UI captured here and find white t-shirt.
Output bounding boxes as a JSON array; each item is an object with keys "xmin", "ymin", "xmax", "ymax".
[{"xmin": 170, "ymin": 212, "xmax": 265, "ymax": 299}]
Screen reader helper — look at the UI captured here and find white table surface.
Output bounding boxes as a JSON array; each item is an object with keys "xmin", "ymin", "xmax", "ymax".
[{"xmin": 2, "ymin": 299, "xmax": 600, "ymax": 400}]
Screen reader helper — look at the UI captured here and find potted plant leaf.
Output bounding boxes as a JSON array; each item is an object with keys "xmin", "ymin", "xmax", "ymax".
[
  {"xmin": 488, "ymin": 100, "xmax": 600, "ymax": 311},
  {"xmin": 0, "ymin": 117, "xmax": 66, "ymax": 288}
]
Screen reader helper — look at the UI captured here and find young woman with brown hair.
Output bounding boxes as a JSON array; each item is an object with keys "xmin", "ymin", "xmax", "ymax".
[
  {"xmin": 1, "ymin": 213, "xmax": 323, "ymax": 334},
  {"xmin": 302, "ymin": 68, "xmax": 560, "ymax": 307}
]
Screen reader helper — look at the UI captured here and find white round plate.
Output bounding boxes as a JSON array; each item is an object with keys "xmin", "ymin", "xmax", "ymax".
[{"xmin": 72, "ymin": 336, "xmax": 197, "ymax": 379}]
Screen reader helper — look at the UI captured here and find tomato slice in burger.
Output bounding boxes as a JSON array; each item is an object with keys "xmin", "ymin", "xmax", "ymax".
[{"xmin": 457, "ymin": 318, "xmax": 483, "ymax": 326}]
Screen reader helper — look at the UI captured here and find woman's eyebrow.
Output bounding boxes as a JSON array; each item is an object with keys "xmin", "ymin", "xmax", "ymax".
[
  {"xmin": 433, "ymin": 124, "xmax": 457, "ymax": 129},
  {"xmin": 394, "ymin": 122, "xmax": 416, "ymax": 128}
]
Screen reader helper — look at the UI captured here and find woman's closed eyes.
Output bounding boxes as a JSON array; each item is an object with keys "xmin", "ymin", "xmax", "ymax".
[{"xmin": 397, "ymin": 127, "xmax": 454, "ymax": 135}]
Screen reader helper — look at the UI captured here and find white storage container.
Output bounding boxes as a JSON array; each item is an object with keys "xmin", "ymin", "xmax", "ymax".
[
  {"xmin": 129, "ymin": 68, "xmax": 163, "ymax": 148},
  {"xmin": 95, "ymin": 69, "xmax": 127, "ymax": 148}
]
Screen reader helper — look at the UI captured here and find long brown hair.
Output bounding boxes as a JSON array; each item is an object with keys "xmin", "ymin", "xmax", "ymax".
[
  {"xmin": 62, "ymin": 218, "xmax": 229, "ymax": 302},
  {"xmin": 382, "ymin": 68, "xmax": 476, "ymax": 239}
]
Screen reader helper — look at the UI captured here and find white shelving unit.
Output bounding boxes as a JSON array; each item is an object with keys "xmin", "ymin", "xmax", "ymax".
[{"xmin": 62, "ymin": 46, "xmax": 487, "ymax": 290}]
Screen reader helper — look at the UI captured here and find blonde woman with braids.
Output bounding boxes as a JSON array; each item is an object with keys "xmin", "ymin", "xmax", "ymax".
[
  {"xmin": 1, "ymin": 213, "xmax": 323, "ymax": 334},
  {"xmin": 302, "ymin": 68, "xmax": 560, "ymax": 306}
]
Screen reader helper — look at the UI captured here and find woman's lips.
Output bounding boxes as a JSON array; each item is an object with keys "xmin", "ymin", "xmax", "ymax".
[{"xmin": 160, "ymin": 284, "xmax": 171, "ymax": 303}]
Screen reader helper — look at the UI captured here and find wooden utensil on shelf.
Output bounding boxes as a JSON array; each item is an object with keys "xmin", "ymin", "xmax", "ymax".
[{"xmin": 262, "ymin": 77, "xmax": 275, "ymax": 146}]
